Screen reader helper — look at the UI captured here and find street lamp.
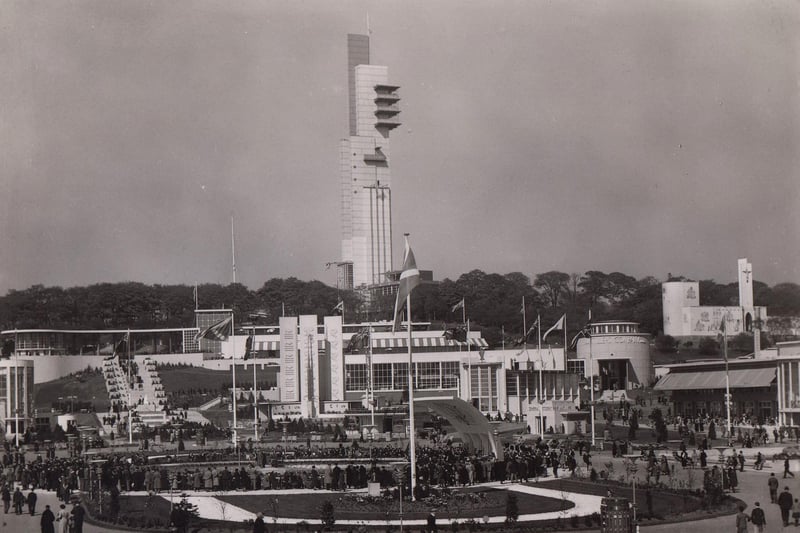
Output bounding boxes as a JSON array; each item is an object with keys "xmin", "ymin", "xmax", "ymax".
[{"xmin": 623, "ymin": 454, "xmax": 641, "ymax": 532}]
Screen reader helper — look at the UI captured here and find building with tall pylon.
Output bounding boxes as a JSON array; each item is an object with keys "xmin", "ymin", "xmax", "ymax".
[{"xmin": 338, "ymin": 34, "xmax": 402, "ymax": 290}]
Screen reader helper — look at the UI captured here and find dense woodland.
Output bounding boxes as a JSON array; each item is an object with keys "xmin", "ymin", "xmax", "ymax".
[{"xmin": 0, "ymin": 271, "xmax": 798, "ymax": 348}]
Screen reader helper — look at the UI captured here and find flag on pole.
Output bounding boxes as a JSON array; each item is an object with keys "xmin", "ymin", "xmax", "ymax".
[
  {"xmin": 195, "ymin": 316, "xmax": 233, "ymax": 342},
  {"xmin": 543, "ymin": 314, "xmax": 566, "ymax": 343},
  {"xmin": 113, "ymin": 332, "xmax": 130, "ymax": 357},
  {"xmin": 719, "ymin": 318, "xmax": 728, "ymax": 361},
  {"xmin": 392, "ymin": 237, "xmax": 421, "ymax": 332},
  {"xmin": 451, "ymin": 298, "xmax": 465, "ymax": 313},
  {"xmin": 332, "ymin": 301, "xmax": 344, "ymax": 315},
  {"xmin": 243, "ymin": 334, "xmax": 254, "ymax": 360},
  {"xmin": 569, "ymin": 323, "xmax": 591, "ymax": 348},
  {"xmin": 443, "ymin": 325, "xmax": 467, "ymax": 342},
  {"xmin": 515, "ymin": 316, "xmax": 540, "ymax": 345}
]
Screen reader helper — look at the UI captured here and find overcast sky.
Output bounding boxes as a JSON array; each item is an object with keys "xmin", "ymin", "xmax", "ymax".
[{"xmin": 2, "ymin": 0, "xmax": 798, "ymax": 295}]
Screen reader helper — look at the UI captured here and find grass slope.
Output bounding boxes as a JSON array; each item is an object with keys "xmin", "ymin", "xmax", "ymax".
[{"xmin": 35, "ymin": 370, "xmax": 109, "ymax": 412}]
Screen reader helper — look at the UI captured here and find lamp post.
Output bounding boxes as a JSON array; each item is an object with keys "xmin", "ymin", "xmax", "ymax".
[{"xmin": 623, "ymin": 454, "xmax": 641, "ymax": 532}]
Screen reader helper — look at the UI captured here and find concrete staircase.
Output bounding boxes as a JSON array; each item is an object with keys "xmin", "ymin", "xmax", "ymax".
[{"xmin": 102, "ymin": 357, "xmax": 130, "ymax": 410}]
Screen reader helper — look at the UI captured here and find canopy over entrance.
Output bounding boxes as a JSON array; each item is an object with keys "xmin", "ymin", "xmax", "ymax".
[{"xmin": 414, "ymin": 396, "xmax": 504, "ymax": 460}]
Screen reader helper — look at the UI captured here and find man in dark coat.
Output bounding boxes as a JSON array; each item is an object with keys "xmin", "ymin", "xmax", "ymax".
[
  {"xmin": 71, "ymin": 502, "xmax": 86, "ymax": 533},
  {"xmin": 40, "ymin": 504, "xmax": 55, "ymax": 533},
  {"xmin": 27, "ymin": 488, "xmax": 38, "ymax": 515},
  {"xmin": 1, "ymin": 485, "xmax": 9, "ymax": 513},
  {"xmin": 778, "ymin": 486, "xmax": 794, "ymax": 526},
  {"xmin": 12, "ymin": 487, "xmax": 24, "ymax": 514},
  {"xmin": 252, "ymin": 512, "xmax": 266, "ymax": 533}
]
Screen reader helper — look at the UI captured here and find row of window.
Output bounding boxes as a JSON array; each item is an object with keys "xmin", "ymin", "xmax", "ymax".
[{"xmin": 345, "ymin": 361, "xmax": 459, "ymax": 392}]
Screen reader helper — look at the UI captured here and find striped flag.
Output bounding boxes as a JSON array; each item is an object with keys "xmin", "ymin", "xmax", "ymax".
[
  {"xmin": 332, "ymin": 300, "xmax": 344, "ymax": 315},
  {"xmin": 543, "ymin": 314, "xmax": 566, "ymax": 343},
  {"xmin": 194, "ymin": 316, "xmax": 233, "ymax": 342},
  {"xmin": 392, "ymin": 237, "xmax": 421, "ymax": 332},
  {"xmin": 451, "ymin": 298, "xmax": 465, "ymax": 313}
]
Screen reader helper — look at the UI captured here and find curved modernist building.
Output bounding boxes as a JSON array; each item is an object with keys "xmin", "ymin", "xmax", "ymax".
[{"xmin": 574, "ymin": 320, "xmax": 652, "ymax": 392}]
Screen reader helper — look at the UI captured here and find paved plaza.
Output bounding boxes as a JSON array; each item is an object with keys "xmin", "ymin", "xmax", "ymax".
[{"xmin": 3, "ymin": 443, "xmax": 800, "ymax": 532}]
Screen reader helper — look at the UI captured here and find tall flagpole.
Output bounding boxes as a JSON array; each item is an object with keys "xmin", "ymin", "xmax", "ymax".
[
  {"xmin": 407, "ymin": 293, "xmax": 417, "ymax": 501},
  {"xmin": 231, "ymin": 312, "xmax": 238, "ymax": 448},
  {"xmin": 253, "ymin": 325, "xmax": 259, "ymax": 441},
  {"xmin": 464, "ymin": 302, "xmax": 471, "ymax": 401},
  {"xmin": 14, "ymin": 329, "xmax": 19, "ymax": 448},
  {"xmin": 724, "ymin": 320, "xmax": 731, "ymax": 441},
  {"xmin": 231, "ymin": 215, "xmax": 237, "ymax": 284},
  {"xmin": 589, "ymin": 310, "xmax": 596, "ymax": 448},
  {"xmin": 128, "ymin": 329, "xmax": 133, "ymax": 445},
  {"xmin": 537, "ymin": 314, "xmax": 544, "ymax": 435}
]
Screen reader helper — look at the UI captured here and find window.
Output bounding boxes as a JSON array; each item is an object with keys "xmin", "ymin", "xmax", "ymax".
[
  {"xmin": 417, "ymin": 362, "xmax": 440, "ymax": 390},
  {"xmin": 393, "ymin": 363, "xmax": 409, "ymax": 390},
  {"xmin": 345, "ymin": 364, "xmax": 367, "ymax": 391},
  {"xmin": 441, "ymin": 361, "xmax": 459, "ymax": 389},
  {"xmin": 374, "ymin": 363, "xmax": 392, "ymax": 390},
  {"xmin": 470, "ymin": 366, "xmax": 497, "ymax": 412},
  {"xmin": 567, "ymin": 360, "xmax": 585, "ymax": 375}
]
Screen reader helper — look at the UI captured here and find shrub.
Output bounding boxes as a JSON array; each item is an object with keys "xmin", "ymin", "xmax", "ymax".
[
  {"xmin": 655, "ymin": 334, "xmax": 677, "ymax": 352},
  {"xmin": 505, "ymin": 492, "xmax": 519, "ymax": 524},
  {"xmin": 320, "ymin": 500, "xmax": 335, "ymax": 529},
  {"xmin": 698, "ymin": 337, "xmax": 718, "ymax": 356}
]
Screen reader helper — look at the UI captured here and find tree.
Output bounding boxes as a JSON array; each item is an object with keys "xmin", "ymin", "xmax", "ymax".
[
  {"xmin": 534, "ymin": 271, "xmax": 570, "ymax": 309},
  {"xmin": 579, "ymin": 271, "xmax": 607, "ymax": 306},
  {"xmin": 654, "ymin": 334, "xmax": 677, "ymax": 353},
  {"xmin": 650, "ymin": 408, "xmax": 668, "ymax": 443},
  {"xmin": 698, "ymin": 337, "xmax": 718, "ymax": 356}
]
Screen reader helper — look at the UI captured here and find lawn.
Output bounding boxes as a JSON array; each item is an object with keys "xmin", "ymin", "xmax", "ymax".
[
  {"xmin": 217, "ymin": 486, "xmax": 572, "ymax": 521},
  {"xmin": 35, "ymin": 369, "xmax": 110, "ymax": 412},
  {"xmin": 158, "ymin": 365, "xmax": 280, "ymax": 395}
]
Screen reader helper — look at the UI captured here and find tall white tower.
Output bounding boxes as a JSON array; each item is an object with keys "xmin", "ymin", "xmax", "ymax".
[
  {"xmin": 738, "ymin": 258, "xmax": 754, "ymax": 310},
  {"xmin": 339, "ymin": 34, "xmax": 401, "ymax": 289}
]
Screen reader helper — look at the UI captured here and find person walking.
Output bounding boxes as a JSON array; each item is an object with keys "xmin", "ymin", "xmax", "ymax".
[
  {"xmin": 750, "ymin": 502, "xmax": 766, "ymax": 533},
  {"xmin": 785, "ymin": 458, "xmax": 795, "ymax": 478},
  {"xmin": 792, "ymin": 498, "xmax": 800, "ymax": 527},
  {"xmin": 13, "ymin": 487, "xmax": 24, "ymax": 514},
  {"xmin": 27, "ymin": 488, "xmax": 38, "ymax": 515},
  {"xmin": 40, "ymin": 504, "xmax": 55, "ymax": 533},
  {"xmin": 768, "ymin": 473, "xmax": 779, "ymax": 503},
  {"xmin": 252, "ymin": 511, "xmax": 266, "ymax": 533},
  {"xmin": 55, "ymin": 504, "xmax": 69, "ymax": 533},
  {"xmin": 427, "ymin": 510, "xmax": 438, "ymax": 532},
  {"xmin": 1, "ymin": 485, "xmax": 9, "ymax": 514},
  {"xmin": 778, "ymin": 487, "xmax": 794, "ymax": 526},
  {"xmin": 735, "ymin": 504, "xmax": 749, "ymax": 533},
  {"xmin": 71, "ymin": 502, "xmax": 85, "ymax": 533}
]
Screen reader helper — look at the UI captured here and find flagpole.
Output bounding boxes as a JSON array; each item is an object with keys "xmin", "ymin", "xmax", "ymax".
[
  {"xmin": 232, "ymin": 312, "xmax": 238, "ymax": 448},
  {"xmin": 407, "ymin": 294, "xmax": 417, "ymax": 502},
  {"xmin": 589, "ymin": 310, "xmax": 596, "ymax": 448},
  {"xmin": 14, "ymin": 328, "xmax": 19, "ymax": 448},
  {"xmin": 253, "ymin": 324, "xmax": 259, "ymax": 442},
  {"xmin": 538, "ymin": 314, "xmax": 544, "ymax": 435},
  {"xmin": 724, "ymin": 321, "xmax": 731, "ymax": 442},
  {"xmin": 128, "ymin": 329, "xmax": 132, "ymax": 445},
  {"xmin": 369, "ymin": 321, "xmax": 375, "ymax": 428},
  {"xmin": 463, "ymin": 302, "xmax": 470, "ymax": 401}
]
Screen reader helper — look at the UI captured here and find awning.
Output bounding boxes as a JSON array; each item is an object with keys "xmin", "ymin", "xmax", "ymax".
[{"xmin": 654, "ymin": 367, "xmax": 775, "ymax": 391}]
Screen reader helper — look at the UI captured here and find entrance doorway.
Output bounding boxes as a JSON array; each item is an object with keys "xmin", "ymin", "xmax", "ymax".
[{"xmin": 599, "ymin": 359, "xmax": 628, "ymax": 392}]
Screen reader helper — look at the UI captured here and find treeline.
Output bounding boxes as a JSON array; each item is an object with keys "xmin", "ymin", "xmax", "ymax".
[{"xmin": 1, "ymin": 272, "xmax": 798, "ymax": 348}]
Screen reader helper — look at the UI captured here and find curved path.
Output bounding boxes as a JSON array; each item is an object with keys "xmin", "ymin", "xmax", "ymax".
[{"xmin": 174, "ymin": 479, "xmax": 604, "ymax": 527}]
